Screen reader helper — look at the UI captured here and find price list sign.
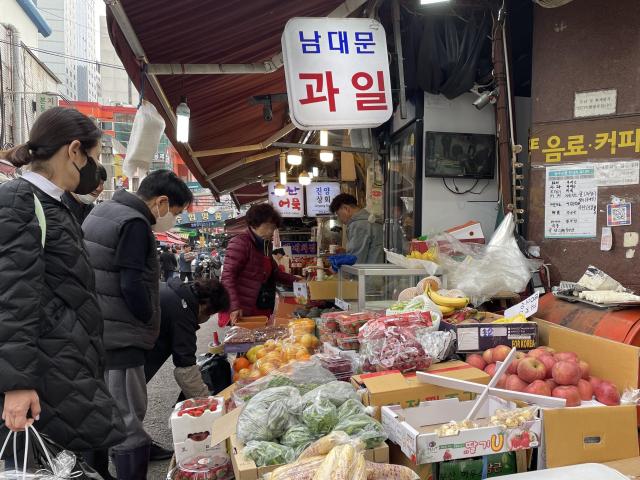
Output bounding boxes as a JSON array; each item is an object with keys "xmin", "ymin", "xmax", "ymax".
[{"xmin": 545, "ymin": 165, "xmax": 598, "ymax": 238}]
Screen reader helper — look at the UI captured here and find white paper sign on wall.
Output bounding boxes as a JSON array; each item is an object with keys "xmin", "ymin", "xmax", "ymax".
[
  {"xmin": 268, "ymin": 182, "xmax": 305, "ymax": 218},
  {"xmin": 282, "ymin": 17, "xmax": 393, "ymax": 130},
  {"xmin": 306, "ymin": 182, "xmax": 340, "ymax": 216}
]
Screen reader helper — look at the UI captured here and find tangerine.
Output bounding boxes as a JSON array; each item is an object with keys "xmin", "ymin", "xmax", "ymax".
[{"xmin": 233, "ymin": 357, "xmax": 251, "ymax": 372}]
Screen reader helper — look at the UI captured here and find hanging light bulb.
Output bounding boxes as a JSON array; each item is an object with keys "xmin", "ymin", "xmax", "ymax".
[
  {"xmin": 320, "ymin": 150, "xmax": 334, "ymax": 163},
  {"xmin": 279, "ymin": 151, "xmax": 287, "ymax": 185},
  {"xmin": 274, "ymin": 182, "xmax": 286, "ymax": 196},
  {"xmin": 308, "ymin": 170, "xmax": 314, "ymax": 180},
  {"xmin": 287, "ymin": 148, "xmax": 302, "ymax": 166},
  {"xmin": 312, "ymin": 166, "xmax": 319, "ymax": 178},
  {"xmin": 320, "ymin": 130, "xmax": 329, "ymax": 147},
  {"xmin": 176, "ymin": 96, "xmax": 190, "ymax": 143},
  {"xmin": 298, "ymin": 171, "xmax": 311, "ymax": 186},
  {"xmin": 279, "ymin": 170, "xmax": 287, "ymax": 185}
]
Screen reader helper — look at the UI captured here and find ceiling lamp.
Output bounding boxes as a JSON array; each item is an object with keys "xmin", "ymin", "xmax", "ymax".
[
  {"xmin": 312, "ymin": 166, "xmax": 319, "ymax": 178},
  {"xmin": 279, "ymin": 170, "xmax": 287, "ymax": 185},
  {"xmin": 287, "ymin": 148, "xmax": 302, "ymax": 166},
  {"xmin": 175, "ymin": 96, "xmax": 190, "ymax": 143},
  {"xmin": 279, "ymin": 151, "xmax": 287, "ymax": 185},
  {"xmin": 308, "ymin": 169, "xmax": 314, "ymax": 179},
  {"xmin": 320, "ymin": 150, "xmax": 334, "ymax": 163},
  {"xmin": 320, "ymin": 130, "xmax": 329, "ymax": 147},
  {"xmin": 298, "ymin": 171, "xmax": 311, "ymax": 186},
  {"xmin": 274, "ymin": 182, "xmax": 286, "ymax": 196}
]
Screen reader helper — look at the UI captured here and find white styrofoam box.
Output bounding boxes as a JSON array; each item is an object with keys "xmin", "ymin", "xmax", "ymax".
[
  {"xmin": 171, "ymin": 396, "xmax": 226, "ymax": 463},
  {"xmin": 499, "ymin": 463, "xmax": 627, "ymax": 480}
]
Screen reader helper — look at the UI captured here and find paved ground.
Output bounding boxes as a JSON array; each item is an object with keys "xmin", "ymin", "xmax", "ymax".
[{"xmin": 111, "ymin": 315, "xmax": 224, "ymax": 479}]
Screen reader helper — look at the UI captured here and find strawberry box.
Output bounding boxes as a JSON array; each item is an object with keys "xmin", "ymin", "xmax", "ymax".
[{"xmin": 171, "ymin": 396, "xmax": 227, "ymax": 463}]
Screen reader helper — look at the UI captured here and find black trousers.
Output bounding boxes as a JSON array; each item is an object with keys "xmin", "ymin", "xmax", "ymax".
[{"xmin": 180, "ymin": 271, "xmax": 193, "ymax": 281}]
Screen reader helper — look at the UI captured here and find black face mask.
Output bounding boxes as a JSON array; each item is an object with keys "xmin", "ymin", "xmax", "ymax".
[{"xmin": 73, "ymin": 155, "xmax": 100, "ymax": 195}]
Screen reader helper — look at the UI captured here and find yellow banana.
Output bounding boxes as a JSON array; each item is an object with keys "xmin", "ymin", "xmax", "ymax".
[
  {"xmin": 427, "ymin": 286, "xmax": 469, "ymax": 309},
  {"xmin": 437, "ymin": 305, "xmax": 456, "ymax": 315}
]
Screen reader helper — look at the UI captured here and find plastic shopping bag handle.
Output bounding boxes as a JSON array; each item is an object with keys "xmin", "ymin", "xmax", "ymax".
[{"xmin": 0, "ymin": 425, "xmax": 57, "ymax": 478}]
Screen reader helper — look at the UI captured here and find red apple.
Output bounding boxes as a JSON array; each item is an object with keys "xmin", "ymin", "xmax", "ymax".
[
  {"xmin": 538, "ymin": 354, "xmax": 556, "ymax": 378},
  {"xmin": 484, "ymin": 363, "xmax": 497, "ymax": 377},
  {"xmin": 496, "ymin": 374, "xmax": 507, "ymax": 389},
  {"xmin": 492, "ymin": 345, "xmax": 512, "ymax": 363},
  {"xmin": 538, "ymin": 346, "xmax": 556, "ymax": 355},
  {"xmin": 507, "ymin": 352, "xmax": 525, "ymax": 374},
  {"xmin": 589, "ymin": 376, "xmax": 603, "ymax": 391},
  {"xmin": 527, "ymin": 348, "xmax": 550, "ymax": 360},
  {"xmin": 552, "ymin": 361, "xmax": 582, "ymax": 386},
  {"xmin": 578, "ymin": 360, "xmax": 590, "ymax": 379},
  {"xmin": 594, "ymin": 381, "xmax": 621, "ymax": 406},
  {"xmin": 506, "ymin": 374, "xmax": 529, "ymax": 392},
  {"xmin": 545, "ymin": 379, "xmax": 558, "ymax": 392},
  {"xmin": 552, "ymin": 386, "xmax": 581, "ymax": 407},
  {"xmin": 466, "ymin": 353, "xmax": 486, "ymax": 371},
  {"xmin": 525, "ymin": 379, "xmax": 552, "ymax": 397},
  {"xmin": 577, "ymin": 379, "xmax": 594, "ymax": 401},
  {"xmin": 517, "ymin": 357, "xmax": 547, "ymax": 383},
  {"xmin": 554, "ymin": 352, "xmax": 579, "ymax": 363},
  {"xmin": 482, "ymin": 348, "xmax": 494, "ymax": 365}
]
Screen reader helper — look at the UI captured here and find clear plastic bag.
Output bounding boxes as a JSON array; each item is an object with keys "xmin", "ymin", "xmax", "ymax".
[
  {"xmin": 233, "ymin": 359, "xmax": 336, "ymax": 406},
  {"xmin": 358, "ymin": 313, "xmax": 433, "ymax": 373},
  {"xmin": 302, "ymin": 398, "xmax": 338, "ymax": 435},
  {"xmin": 337, "ymin": 399, "xmax": 367, "ymax": 420},
  {"xmin": 434, "ymin": 214, "xmax": 540, "ymax": 305},
  {"xmin": 386, "ymin": 295, "xmax": 443, "ymax": 325},
  {"xmin": 263, "ymin": 455, "xmax": 326, "ymax": 480},
  {"xmin": 237, "ymin": 386, "xmax": 302, "ymax": 443},
  {"xmin": 333, "ymin": 414, "xmax": 387, "ymax": 449},
  {"xmin": 414, "ymin": 330, "xmax": 456, "ymax": 363},
  {"xmin": 123, "ymin": 101, "xmax": 165, "ymax": 177},
  {"xmin": 301, "ymin": 381, "xmax": 359, "ymax": 408},
  {"xmin": 243, "ymin": 441, "xmax": 295, "ymax": 467},
  {"xmin": 297, "ymin": 431, "xmax": 355, "ymax": 460},
  {"xmin": 279, "ymin": 424, "xmax": 318, "ymax": 452}
]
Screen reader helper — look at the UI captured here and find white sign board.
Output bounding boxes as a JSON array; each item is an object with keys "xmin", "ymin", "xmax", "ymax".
[
  {"xmin": 267, "ymin": 182, "xmax": 305, "ymax": 218},
  {"xmin": 574, "ymin": 89, "xmax": 617, "ymax": 118},
  {"xmin": 545, "ymin": 165, "xmax": 598, "ymax": 238},
  {"xmin": 37, "ymin": 93, "xmax": 58, "ymax": 114},
  {"xmin": 594, "ymin": 160, "xmax": 640, "ymax": 186},
  {"xmin": 305, "ymin": 182, "xmax": 340, "ymax": 216},
  {"xmin": 504, "ymin": 292, "xmax": 540, "ymax": 319},
  {"xmin": 282, "ymin": 17, "xmax": 392, "ymax": 129}
]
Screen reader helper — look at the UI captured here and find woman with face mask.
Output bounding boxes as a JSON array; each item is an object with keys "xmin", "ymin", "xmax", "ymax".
[
  {"xmin": 61, "ymin": 163, "xmax": 108, "ymax": 224},
  {"xmin": 0, "ymin": 107, "xmax": 126, "ymax": 473},
  {"xmin": 82, "ymin": 169, "xmax": 193, "ymax": 479}
]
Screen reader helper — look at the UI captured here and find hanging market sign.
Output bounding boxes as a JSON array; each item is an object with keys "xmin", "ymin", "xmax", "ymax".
[
  {"xmin": 529, "ymin": 116, "xmax": 640, "ymax": 164},
  {"xmin": 305, "ymin": 182, "xmax": 340, "ymax": 216},
  {"xmin": 281, "ymin": 17, "xmax": 392, "ymax": 130},
  {"xmin": 175, "ymin": 210, "xmax": 233, "ymax": 228},
  {"xmin": 268, "ymin": 182, "xmax": 305, "ymax": 218}
]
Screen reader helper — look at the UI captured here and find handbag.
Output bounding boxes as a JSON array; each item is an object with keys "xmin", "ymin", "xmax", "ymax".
[
  {"xmin": 255, "ymin": 281, "xmax": 276, "ymax": 310},
  {"xmin": 0, "ymin": 425, "xmax": 102, "ymax": 479}
]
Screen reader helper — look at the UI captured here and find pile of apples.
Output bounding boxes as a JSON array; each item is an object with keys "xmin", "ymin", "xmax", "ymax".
[{"xmin": 467, "ymin": 345, "xmax": 621, "ymax": 407}]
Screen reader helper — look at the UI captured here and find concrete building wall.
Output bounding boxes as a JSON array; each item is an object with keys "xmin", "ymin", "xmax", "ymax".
[
  {"xmin": 99, "ymin": 15, "xmax": 137, "ymax": 106},
  {"xmin": 1, "ymin": 0, "xmax": 41, "ymax": 47}
]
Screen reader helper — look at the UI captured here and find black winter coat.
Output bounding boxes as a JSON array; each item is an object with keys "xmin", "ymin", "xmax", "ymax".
[{"xmin": 0, "ymin": 178, "xmax": 126, "ymax": 451}]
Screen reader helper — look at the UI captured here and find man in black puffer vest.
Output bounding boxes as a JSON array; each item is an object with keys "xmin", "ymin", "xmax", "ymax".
[{"xmin": 83, "ymin": 170, "xmax": 193, "ymax": 479}]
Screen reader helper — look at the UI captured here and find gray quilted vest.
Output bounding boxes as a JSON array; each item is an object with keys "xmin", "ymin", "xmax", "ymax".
[{"xmin": 83, "ymin": 189, "xmax": 160, "ymax": 351}]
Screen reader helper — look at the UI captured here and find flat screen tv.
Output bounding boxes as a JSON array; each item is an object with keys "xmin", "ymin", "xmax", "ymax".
[{"xmin": 424, "ymin": 131, "xmax": 496, "ymax": 179}]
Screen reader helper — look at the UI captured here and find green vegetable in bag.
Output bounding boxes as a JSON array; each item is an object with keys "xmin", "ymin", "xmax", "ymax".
[
  {"xmin": 302, "ymin": 398, "xmax": 338, "ymax": 435},
  {"xmin": 243, "ymin": 441, "xmax": 295, "ymax": 467},
  {"xmin": 237, "ymin": 386, "xmax": 302, "ymax": 443},
  {"xmin": 301, "ymin": 381, "xmax": 359, "ymax": 408},
  {"xmin": 334, "ymin": 414, "xmax": 387, "ymax": 449},
  {"xmin": 337, "ymin": 399, "xmax": 366, "ymax": 420},
  {"xmin": 279, "ymin": 424, "xmax": 317, "ymax": 452}
]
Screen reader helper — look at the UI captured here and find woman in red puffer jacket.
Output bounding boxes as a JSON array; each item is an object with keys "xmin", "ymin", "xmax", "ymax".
[{"xmin": 220, "ymin": 204, "xmax": 297, "ymax": 325}]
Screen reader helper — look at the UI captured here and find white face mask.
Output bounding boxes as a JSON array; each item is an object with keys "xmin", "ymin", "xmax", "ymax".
[
  {"xmin": 75, "ymin": 193, "xmax": 98, "ymax": 205},
  {"xmin": 152, "ymin": 204, "xmax": 177, "ymax": 232}
]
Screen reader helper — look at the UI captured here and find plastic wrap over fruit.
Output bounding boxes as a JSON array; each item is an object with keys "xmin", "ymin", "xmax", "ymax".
[
  {"xmin": 297, "ymin": 431, "xmax": 360, "ymax": 460},
  {"xmin": 621, "ymin": 388, "xmax": 640, "ymax": 405},
  {"xmin": 358, "ymin": 312, "xmax": 434, "ymax": 373},
  {"xmin": 414, "ymin": 330, "xmax": 456, "ymax": 363}
]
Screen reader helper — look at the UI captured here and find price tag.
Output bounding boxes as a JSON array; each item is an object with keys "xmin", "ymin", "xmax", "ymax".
[
  {"xmin": 293, "ymin": 282, "xmax": 309, "ymax": 304},
  {"xmin": 335, "ymin": 297, "xmax": 351, "ymax": 311},
  {"xmin": 504, "ymin": 292, "xmax": 540, "ymax": 319}
]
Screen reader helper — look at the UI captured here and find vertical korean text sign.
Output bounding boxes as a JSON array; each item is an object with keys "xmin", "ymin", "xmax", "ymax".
[
  {"xmin": 268, "ymin": 182, "xmax": 305, "ymax": 218},
  {"xmin": 282, "ymin": 18, "xmax": 393, "ymax": 129}
]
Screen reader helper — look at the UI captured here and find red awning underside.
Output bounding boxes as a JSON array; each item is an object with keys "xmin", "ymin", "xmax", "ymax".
[
  {"xmin": 232, "ymin": 183, "xmax": 269, "ymax": 207},
  {"xmin": 106, "ymin": 0, "xmax": 347, "ymax": 196}
]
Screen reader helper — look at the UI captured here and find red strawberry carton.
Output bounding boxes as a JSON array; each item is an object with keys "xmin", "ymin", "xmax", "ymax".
[{"xmin": 171, "ymin": 396, "xmax": 227, "ymax": 463}]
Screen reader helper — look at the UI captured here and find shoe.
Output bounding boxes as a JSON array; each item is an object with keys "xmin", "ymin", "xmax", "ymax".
[
  {"xmin": 149, "ymin": 441, "xmax": 173, "ymax": 462},
  {"xmin": 112, "ymin": 444, "xmax": 150, "ymax": 480}
]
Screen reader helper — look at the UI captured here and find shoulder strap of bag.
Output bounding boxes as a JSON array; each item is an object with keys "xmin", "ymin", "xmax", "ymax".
[{"xmin": 33, "ymin": 193, "xmax": 46, "ymax": 248}]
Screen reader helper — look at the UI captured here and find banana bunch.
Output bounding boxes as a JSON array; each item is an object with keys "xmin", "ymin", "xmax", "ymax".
[
  {"xmin": 426, "ymin": 286, "xmax": 469, "ymax": 314},
  {"xmin": 407, "ymin": 246, "xmax": 438, "ymax": 262},
  {"xmin": 492, "ymin": 313, "xmax": 527, "ymax": 324}
]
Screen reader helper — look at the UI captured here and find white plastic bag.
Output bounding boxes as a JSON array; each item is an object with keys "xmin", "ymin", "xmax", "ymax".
[{"xmin": 123, "ymin": 100, "xmax": 166, "ymax": 177}]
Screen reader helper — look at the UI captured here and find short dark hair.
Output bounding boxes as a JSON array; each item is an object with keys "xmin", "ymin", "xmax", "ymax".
[
  {"xmin": 329, "ymin": 193, "xmax": 357, "ymax": 214},
  {"xmin": 137, "ymin": 170, "xmax": 193, "ymax": 207},
  {"xmin": 192, "ymin": 279, "xmax": 230, "ymax": 315},
  {"xmin": 272, "ymin": 248, "xmax": 285, "ymax": 256},
  {"xmin": 97, "ymin": 163, "xmax": 107, "ymax": 181},
  {"xmin": 246, "ymin": 203, "xmax": 282, "ymax": 228}
]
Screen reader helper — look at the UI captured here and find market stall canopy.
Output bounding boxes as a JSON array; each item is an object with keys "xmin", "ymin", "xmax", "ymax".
[
  {"xmin": 155, "ymin": 231, "xmax": 186, "ymax": 246},
  {"xmin": 105, "ymin": 0, "xmax": 363, "ymax": 203}
]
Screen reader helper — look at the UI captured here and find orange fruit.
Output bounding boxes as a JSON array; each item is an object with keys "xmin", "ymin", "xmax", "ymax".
[
  {"xmin": 233, "ymin": 357, "xmax": 251, "ymax": 372},
  {"xmin": 300, "ymin": 334, "xmax": 318, "ymax": 349},
  {"xmin": 259, "ymin": 362, "xmax": 276, "ymax": 375},
  {"xmin": 238, "ymin": 368, "xmax": 251, "ymax": 379}
]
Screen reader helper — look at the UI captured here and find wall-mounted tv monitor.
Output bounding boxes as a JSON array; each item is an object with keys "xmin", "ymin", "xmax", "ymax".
[{"xmin": 424, "ymin": 131, "xmax": 496, "ymax": 179}]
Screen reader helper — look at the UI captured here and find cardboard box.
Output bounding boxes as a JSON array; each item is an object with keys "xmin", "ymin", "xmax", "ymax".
[
  {"xmin": 389, "ymin": 442, "xmax": 434, "ymax": 480},
  {"xmin": 603, "ymin": 456, "xmax": 640, "ymax": 476},
  {"xmin": 234, "ymin": 316, "xmax": 269, "ymax": 330},
  {"xmin": 351, "ymin": 361, "xmax": 490, "ymax": 420},
  {"xmin": 229, "ymin": 434, "xmax": 389, "ymax": 480},
  {"xmin": 455, "ymin": 323, "xmax": 538, "ymax": 352},
  {"xmin": 382, "ymin": 396, "xmax": 542, "ymax": 464},
  {"xmin": 307, "ymin": 279, "xmax": 358, "ymax": 301},
  {"xmin": 171, "ymin": 396, "xmax": 227, "ymax": 463}
]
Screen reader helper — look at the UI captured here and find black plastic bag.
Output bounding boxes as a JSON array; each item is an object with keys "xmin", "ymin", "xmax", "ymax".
[{"xmin": 198, "ymin": 353, "xmax": 232, "ymax": 395}]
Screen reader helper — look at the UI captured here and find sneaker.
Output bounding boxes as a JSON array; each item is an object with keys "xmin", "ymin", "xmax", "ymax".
[{"xmin": 149, "ymin": 441, "xmax": 174, "ymax": 461}]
